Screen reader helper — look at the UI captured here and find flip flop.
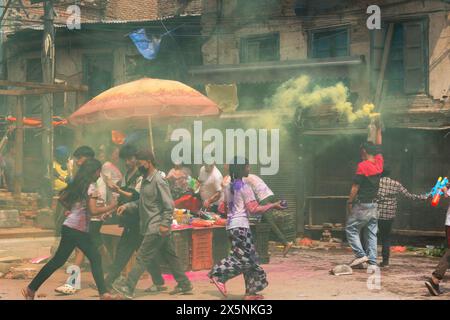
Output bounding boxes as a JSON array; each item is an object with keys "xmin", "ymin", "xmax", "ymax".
[{"xmin": 210, "ymin": 277, "xmax": 227, "ymax": 297}]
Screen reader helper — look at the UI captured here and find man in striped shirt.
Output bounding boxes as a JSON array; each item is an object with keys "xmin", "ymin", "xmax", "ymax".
[{"xmin": 376, "ymin": 170, "xmax": 428, "ymax": 267}]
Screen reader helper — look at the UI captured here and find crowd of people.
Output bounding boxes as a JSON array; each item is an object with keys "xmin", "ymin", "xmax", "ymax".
[
  {"xmin": 344, "ymin": 118, "xmax": 450, "ymax": 297},
  {"xmin": 22, "ymin": 141, "xmax": 289, "ymax": 300},
  {"xmin": 19, "ymin": 119, "xmax": 450, "ymax": 299}
]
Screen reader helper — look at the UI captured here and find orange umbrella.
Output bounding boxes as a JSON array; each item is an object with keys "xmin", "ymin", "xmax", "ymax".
[
  {"xmin": 68, "ymin": 78, "xmax": 220, "ymax": 126},
  {"xmin": 68, "ymin": 78, "xmax": 221, "ymax": 152}
]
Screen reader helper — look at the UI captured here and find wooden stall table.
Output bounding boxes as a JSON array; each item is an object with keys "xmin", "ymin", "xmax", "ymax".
[{"xmin": 100, "ymin": 224, "xmax": 232, "ymax": 274}]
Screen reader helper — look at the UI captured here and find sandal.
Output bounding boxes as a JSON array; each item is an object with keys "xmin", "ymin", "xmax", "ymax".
[
  {"xmin": 21, "ymin": 287, "xmax": 35, "ymax": 300},
  {"xmin": 55, "ymin": 283, "xmax": 77, "ymax": 295},
  {"xmin": 210, "ymin": 276, "xmax": 227, "ymax": 297}
]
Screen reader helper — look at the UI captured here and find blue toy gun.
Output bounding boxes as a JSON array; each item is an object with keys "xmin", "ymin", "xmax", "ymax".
[{"xmin": 429, "ymin": 177, "xmax": 449, "ymax": 207}]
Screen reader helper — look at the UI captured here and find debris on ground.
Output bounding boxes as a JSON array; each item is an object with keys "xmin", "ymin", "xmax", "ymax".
[
  {"xmin": 37, "ymin": 293, "xmax": 47, "ymax": 298},
  {"xmin": 391, "ymin": 246, "xmax": 407, "ymax": 253},
  {"xmin": 330, "ymin": 264, "xmax": 353, "ymax": 276},
  {"xmin": 296, "ymin": 237, "xmax": 314, "ymax": 247},
  {"xmin": 0, "ymin": 262, "xmax": 20, "ymax": 274},
  {"xmin": 0, "ymin": 256, "xmax": 23, "ymax": 263},
  {"xmin": 423, "ymin": 246, "xmax": 446, "ymax": 257},
  {"xmin": 30, "ymin": 256, "xmax": 50, "ymax": 264},
  {"xmin": 0, "ymin": 272, "xmax": 4, "ymax": 278},
  {"xmin": 6, "ymin": 266, "xmax": 38, "ymax": 279},
  {"xmin": 403, "ymin": 246, "xmax": 446, "ymax": 257}
]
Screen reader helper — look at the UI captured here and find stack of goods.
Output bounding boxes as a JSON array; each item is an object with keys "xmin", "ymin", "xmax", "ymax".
[
  {"xmin": 173, "ymin": 208, "xmax": 226, "ymax": 228},
  {"xmin": 191, "ymin": 228, "xmax": 213, "ymax": 271},
  {"xmin": 321, "ymin": 223, "xmax": 333, "ymax": 242},
  {"xmin": 173, "ymin": 208, "xmax": 193, "ymax": 226}
]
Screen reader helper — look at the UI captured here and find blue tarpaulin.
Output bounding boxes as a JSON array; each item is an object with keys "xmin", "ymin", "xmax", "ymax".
[{"xmin": 129, "ymin": 28, "xmax": 162, "ymax": 60}]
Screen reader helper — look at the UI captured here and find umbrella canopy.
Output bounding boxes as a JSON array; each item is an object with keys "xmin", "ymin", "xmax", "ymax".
[{"xmin": 68, "ymin": 78, "xmax": 221, "ymax": 127}]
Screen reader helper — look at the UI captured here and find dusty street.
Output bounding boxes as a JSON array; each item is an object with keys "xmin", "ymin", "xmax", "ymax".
[{"xmin": 0, "ymin": 238, "xmax": 448, "ymax": 300}]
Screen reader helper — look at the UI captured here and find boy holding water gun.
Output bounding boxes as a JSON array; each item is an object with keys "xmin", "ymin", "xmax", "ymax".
[{"xmin": 425, "ymin": 179, "xmax": 450, "ymax": 296}]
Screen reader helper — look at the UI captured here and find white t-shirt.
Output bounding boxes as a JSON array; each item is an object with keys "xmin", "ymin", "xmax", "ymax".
[
  {"xmin": 224, "ymin": 182, "xmax": 256, "ymax": 230},
  {"xmin": 243, "ymin": 174, "xmax": 274, "ymax": 202},
  {"xmin": 198, "ymin": 166, "xmax": 223, "ymax": 205}
]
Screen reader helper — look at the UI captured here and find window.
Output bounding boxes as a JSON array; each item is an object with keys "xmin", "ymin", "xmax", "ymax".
[
  {"xmin": 82, "ymin": 54, "xmax": 113, "ymax": 99},
  {"xmin": 236, "ymin": 0, "xmax": 280, "ymax": 17},
  {"xmin": 309, "ymin": 27, "xmax": 349, "ymax": 58},
  {"xmin": 240, "ymin": 33, "xmax": 280, "ymax": 63},
  {"xmin": 371, "ymin": 20, "xmax": 428, "ymax": 95}
]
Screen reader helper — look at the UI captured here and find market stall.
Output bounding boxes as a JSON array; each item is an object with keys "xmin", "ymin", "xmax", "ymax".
[{"xmin": 100, "ymin": 209, "xmax": 271, "ymax": 273}]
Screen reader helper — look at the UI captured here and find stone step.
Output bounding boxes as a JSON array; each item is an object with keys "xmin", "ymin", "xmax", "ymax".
[
  {"xmin": 0, "ymin": 227, "xmax": 54, "ymax": 239},
  {"xmin": 0, "ymin": 210, "xmax": 21, "ymax": 228}
]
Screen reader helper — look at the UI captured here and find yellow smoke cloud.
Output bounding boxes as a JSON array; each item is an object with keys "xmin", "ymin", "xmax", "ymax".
[{"xmin": 268, "ymin": 75, "xmax": 377, "ymax": 123}]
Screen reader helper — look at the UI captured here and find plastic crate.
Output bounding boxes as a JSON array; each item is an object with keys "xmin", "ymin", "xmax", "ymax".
[
  {"xmin": 191, "ymin": 228, "xmax": 213, "ymax": 271},
  {"xmin": 160, "ymin": 228, "xmax": 192, "ymax": 273},
  {"xmin": 250, "ymin": 223, "xmax": 271, "ymax": 264},
  {"xmin": 213, "ymin": 227, "xmax": 229, "ymax": 263}
]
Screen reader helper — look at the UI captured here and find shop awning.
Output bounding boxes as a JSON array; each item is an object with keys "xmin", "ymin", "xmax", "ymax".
[{"xmin": 187, "ymin": 56, "xmax": 364, "ymax": 85}]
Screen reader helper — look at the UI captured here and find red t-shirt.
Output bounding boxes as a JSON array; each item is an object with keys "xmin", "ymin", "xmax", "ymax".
[{"xmin": 353, "ymin": 147, "xmax": 384, "ymax": 203}]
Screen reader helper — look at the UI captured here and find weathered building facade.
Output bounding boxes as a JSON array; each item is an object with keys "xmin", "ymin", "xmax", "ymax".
[
  {"xmin": 190, "ymin": 0, "xmax": 450, "ymax": 237},
  {"xmin": 1, "ymin": 0, "xmax": 203, "ymax": 192}
]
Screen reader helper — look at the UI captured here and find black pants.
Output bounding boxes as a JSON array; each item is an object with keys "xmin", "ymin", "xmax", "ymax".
[
  {"xmin": 54, "ymin": 201, "xmax": 66, "ymax": 237},
  {"xmin": 126, "ymin": 233, "xmax": 190, "ymax": 291},
  {"xmin": 29, "ymin": 225, "xmax": 107, "ymax": 295},
  {"xmin": 432, "ymin": 226, "xmax": 450, "ymax": 280},
  {"xmin": 378, "ymin": 219, "xmax": 393, "ymax": 262},
  {"xmin": 89, "ymin": 220, "xmax": 104, "ymax": 250},
  {"xmin": 105, "ymin": 226, "xmax": 143, "ymax": 286}
]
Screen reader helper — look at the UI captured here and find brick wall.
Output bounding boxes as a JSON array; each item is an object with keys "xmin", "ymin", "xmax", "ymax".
[{"xmin": 105, "ymin": 0, "xmax": 158, "ymax": 21}]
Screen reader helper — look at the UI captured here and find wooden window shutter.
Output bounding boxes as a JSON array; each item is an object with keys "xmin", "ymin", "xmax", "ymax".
[{"xmin": 403, "ymin": 21, "xmax": 426, "ymax": 94}]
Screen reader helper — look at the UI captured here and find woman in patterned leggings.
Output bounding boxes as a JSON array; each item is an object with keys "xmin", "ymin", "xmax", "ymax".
[{"xmin": 208, "ymin": 157, "xmax": 284, "ymax": 300}]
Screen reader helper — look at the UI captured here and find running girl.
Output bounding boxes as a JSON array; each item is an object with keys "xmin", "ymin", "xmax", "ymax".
[{"xmin": 22, "ymin": 159, "xmax": 118, "ymax": 300}]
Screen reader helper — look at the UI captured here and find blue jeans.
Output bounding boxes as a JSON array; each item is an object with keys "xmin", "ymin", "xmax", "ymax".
[{"xmin": 346, "ymin": 203, "xmax": 378, "ymax": 265}]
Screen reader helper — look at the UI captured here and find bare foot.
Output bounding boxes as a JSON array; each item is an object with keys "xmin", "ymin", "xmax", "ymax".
[
  {"xmin": 283, "ymin": 242, "xmax": 293, "ymax": 257},
  {"xmin": 21, "ymin": 287, "xmax": 35, "ymax": 300},
  {"xmin": 100, "ymin": 292, "xmax": 123, "ymax": 300}
]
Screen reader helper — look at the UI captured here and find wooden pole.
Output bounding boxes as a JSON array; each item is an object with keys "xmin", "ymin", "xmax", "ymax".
[
  {"xmin": 41, "ymin": 0, "xmax": 55, "ymax": 206},
  {"xmin": 148, "ymin": 116, "xmax": 154, "ymax": 154},
  {"xmin": 374, "ymin": 23, "xmax": 394, "ymax": 112},
  {"xmin": 14, "ymin": 96, "xmax": 23, "ymax": 198}
]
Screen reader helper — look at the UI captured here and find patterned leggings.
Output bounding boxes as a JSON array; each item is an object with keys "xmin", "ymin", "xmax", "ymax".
[{"xmin": 209, "ymin": 227, "xmax": 268, "ymax": 294}]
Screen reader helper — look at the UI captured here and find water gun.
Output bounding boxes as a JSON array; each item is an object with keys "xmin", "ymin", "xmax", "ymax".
[{"xmin": 428, "ymin": 177, "xmax": 449, "ymax": 207}]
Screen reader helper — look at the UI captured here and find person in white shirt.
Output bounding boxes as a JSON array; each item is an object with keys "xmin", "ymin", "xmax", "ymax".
[
  {"xmin": 244, "ymin": 173, "xmax": 293, "ymax": 257},
  {"xmin": 198, "ymin": 163, "xmax": 223, "ymax": 213}
]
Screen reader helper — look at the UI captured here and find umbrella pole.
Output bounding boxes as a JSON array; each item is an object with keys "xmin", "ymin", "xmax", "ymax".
[{"xmin": 148, "ymin": 116, "xmax": 154, "ymax": 154}]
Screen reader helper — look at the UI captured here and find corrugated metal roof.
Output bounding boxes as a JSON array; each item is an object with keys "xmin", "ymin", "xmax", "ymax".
[{"xmin": 4, "ymin": 14, "xmax": 201, "ymax": 35}]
